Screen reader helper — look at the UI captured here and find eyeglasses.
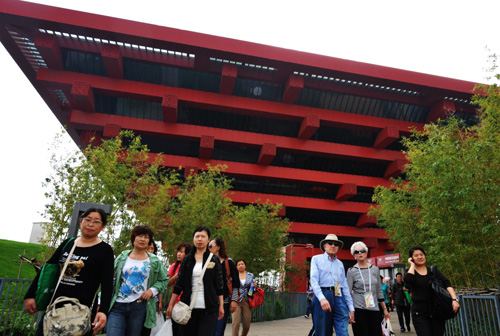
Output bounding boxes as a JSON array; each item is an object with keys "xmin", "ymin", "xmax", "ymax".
[
  {"xmin": 326, "ymin": 241, "xmax": 341, "ymax": 247},
  {"xmin": 82, "ymin": 217, "xmax": 102, "ymax": 225},
  {"xmin": 208, "ymin": 244, "xmax": 217, "ymax": 248},
  {"xmin": 353, "ymin": 249, "xmax": 367, "ymax": 255}
]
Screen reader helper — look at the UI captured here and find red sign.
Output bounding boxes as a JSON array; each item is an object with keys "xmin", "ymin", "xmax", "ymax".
[
  {"xmin": 366, "ymin": 257, "xmax": 377, "ymax": 266},
  {"xmin": 375, "ymin": 253, "xmax": 401, "ymax": 268}
]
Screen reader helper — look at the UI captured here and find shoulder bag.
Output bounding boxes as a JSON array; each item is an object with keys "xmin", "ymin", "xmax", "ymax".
[
  {"xmin": 43, "ymin": 238, "xmax": 97, "ymax": 336},
  {"xmin": 35, "ymin": 237, "xmax": 75, "ymax": 311},
  {"xmin": 428, "ymin": 266, "xmax": 457, "ymax": 320},
  {"xmin": 172, "ymin": 253, "xmax": 213, "ymax": 325}
]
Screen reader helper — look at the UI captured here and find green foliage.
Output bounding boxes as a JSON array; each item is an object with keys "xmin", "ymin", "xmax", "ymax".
[
  {"xmin": 371, "ymin": 77, "xmax": 500, "ymax": 288},
  {"xmin": 42, "ymin": 131, "xmax": 289, "ymax": 274},
  {"xmin": 274, "ymin": 298, "xmax": 283, "ymax": 319},
  {"xmin": 0, "ymin": 240, "xmax": 43, "ymax": 279}
]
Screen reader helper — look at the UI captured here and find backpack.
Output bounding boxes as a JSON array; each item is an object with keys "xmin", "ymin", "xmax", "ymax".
[{"xmin": 428, "ymin": 266, "xmax": 456, "ymax": 320}]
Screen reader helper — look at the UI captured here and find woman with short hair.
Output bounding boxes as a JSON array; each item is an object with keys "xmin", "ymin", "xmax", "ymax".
[
  {"xmin": 231, "ymin": 259, "xmax": 254, "ymax": 336},
  {"xmin": 166, "ymin": 226, "xmax": 224, "ymax": 336},
  {"xmin": 24, "ymin": 207, "xmax": 114, "ymax": 336},
  {"xmin": 107, "ymin": 225, "xmax": 168, "ymax": 336},
  {"xmin": 404, "ymin": 246, "xmax": 460, "ymax": 336},
  {"xmin": 346, "ymin": 241, "xmax": 390, "ymax": 336}
]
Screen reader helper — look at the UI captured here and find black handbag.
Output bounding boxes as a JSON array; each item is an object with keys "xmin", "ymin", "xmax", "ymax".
[{"xmin": 428, "ymin": 266, "xmax": 457, "ymax": 320}]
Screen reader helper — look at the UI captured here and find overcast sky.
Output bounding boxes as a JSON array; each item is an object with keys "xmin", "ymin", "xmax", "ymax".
[{"xmin": 1, "ymin": 0, "xmax": 499, "ymax": 243}]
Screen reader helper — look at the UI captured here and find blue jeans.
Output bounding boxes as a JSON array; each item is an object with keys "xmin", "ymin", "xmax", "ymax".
[
  {"xmin": 312, "ymin": 290, "xmax": 349, "ymax": 336},
  {"xmin": 107, "ymin": 301, "xmax": 148, "ymax": 336},
  {"xmin": 213, "ymin": 302, "xmax": 230, "ymax": 336}
]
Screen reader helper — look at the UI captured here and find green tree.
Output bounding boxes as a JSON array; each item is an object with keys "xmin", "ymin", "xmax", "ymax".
[
  {"xmin": 371, "ymin": 76, "xmax": 500, "ymax": 289},
  {"xmin": 42, "ymin": 131, "xmax": 290, "ymax": 275}
]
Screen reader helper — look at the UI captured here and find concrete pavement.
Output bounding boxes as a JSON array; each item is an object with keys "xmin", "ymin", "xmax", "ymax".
[{"xmin": 225, "ymin": 310, "xmax": 416, "ymax": 336}]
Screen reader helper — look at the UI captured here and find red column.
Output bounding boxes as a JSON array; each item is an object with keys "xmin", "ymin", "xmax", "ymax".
[
  {"xmin": 258, "ymin": 143, "xmax": 276, "ymax": 165},
  {"xmin": 426, "ymin": 100, "xmax": 456, "ymax": 123},
  {"xmin": 384, "ymin": 159, "xmax": 406, "ymax": 178},
  {"xmin": 34, "ymin": 32, "xmax": 63, "ymax": 70},
  {"xmin": 374, "ymin": 126, "xmax": 399, "ymax": 149},
  {"xmin": 101, "ymin": 44, "xmax": 123, "ymax": 78},
  {"xmin": 70, "ymin": 81, "xmax": 95, "ymax": 111},
  {"xmin": 282, "ymin": 74, "xmax": 304, "ymax": 104},
  {"xmin": 356, "ymin": 214, "xmax": 377, "ymax": 227},
  {"xmin": 336, "ymin": 183, "xmax": 357, "ymax": 201},
  {"xmin": 298, "ymin": 114, "xmax": 320, "ymax": 139},
  {"xmin": 199, "ymin": 135, "xmax": 214, "ymax": 159},
  {"xmin": 103, "ymin": 123, "xmax": 121, "ymax": 139},
  {"xmin": 219, "ymin": 64, "xmax": 237, "ymax": 94},
  {"xmin": 162, "ymin": 94, "xmax": 178, "ymax": 123}
]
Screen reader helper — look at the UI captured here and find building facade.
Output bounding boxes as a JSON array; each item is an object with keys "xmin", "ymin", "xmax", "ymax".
[{"xmin": 1, "ymin": 0, "xmax": 478, "ymax": 288}]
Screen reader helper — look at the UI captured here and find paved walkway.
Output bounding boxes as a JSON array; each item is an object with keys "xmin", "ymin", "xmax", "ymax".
[{"xmin": 225, "ymin": 310, "xmax": 416, "ymax": 336}]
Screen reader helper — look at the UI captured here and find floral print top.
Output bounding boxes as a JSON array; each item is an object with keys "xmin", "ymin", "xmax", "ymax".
[{"xmin": 116, "ymin": 257, "xmax": 151, "ymax": 302}]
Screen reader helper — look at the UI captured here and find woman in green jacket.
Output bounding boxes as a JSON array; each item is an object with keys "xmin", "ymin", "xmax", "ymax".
[{"xmin": 107, "ymin": 225, "xmax": 168, "ymax": 336}]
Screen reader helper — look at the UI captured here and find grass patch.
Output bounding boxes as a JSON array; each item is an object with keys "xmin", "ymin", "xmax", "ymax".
[{"xmin": 0, "ymin": 240, "xmax": 43, "ymax": 279}]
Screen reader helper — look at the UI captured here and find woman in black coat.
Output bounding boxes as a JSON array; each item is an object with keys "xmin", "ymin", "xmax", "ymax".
[{"xmin": 166, "ymin": 226, "xmax": 224, "ymax": 336}]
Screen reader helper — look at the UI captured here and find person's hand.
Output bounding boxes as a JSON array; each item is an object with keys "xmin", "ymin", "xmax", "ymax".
[
  {"xmin": 92, "ymin": 312, "xmax": 106, "ymax": 335},
  {"xmin": 349, "ymin": 311, "xmax": 355, "ymax": 324},
  {"xmin": 139, "ymin": 289, "xmax": 153, "ymax": 301},
  {"xmin": 230, "ymin": 301, "xmax": 238, "ymax": 313},
  {"xmin": 158, "ymin": 303, "xmax": 163, "ymax": 313},
  {"xmin": 218, "ymin": 304, "xmax": 225, "ymax": 320},
  {"xmin": 384, "ymin": 308, "xmax": 391, "ymax": 320},
  {"xmin": 452, "ymin": 300, "xmax": 460, "ymax": 313},
  {"xmin": 166, "ymin": 304, "xmax": 173, "ymax": 319},
  {"xmin": 403, "ymin": 287, "xmax": 407, "ymax": 291},
  {"xmin": 407, "ymin": 257, "xmax": 414, "ymax": 266},
  {"xmin": 24, "ymin": 298, "xmax": 37, "ymax": 314},
  {"xmin": 320, "ymin": 299, "xmax": 331, "ymax": 312}
]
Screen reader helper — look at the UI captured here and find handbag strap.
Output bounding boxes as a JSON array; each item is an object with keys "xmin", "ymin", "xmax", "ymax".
[
  {"xmin": 47, "ymin": 237, "xmax": 79, "ymax": 307},
  {"xmin": 224, "ymin": 259, "xmax": 233, "ymax": 297},
  {"xmin": 189, "ymin": 252, "xmax": 213, "ymax": 310}
]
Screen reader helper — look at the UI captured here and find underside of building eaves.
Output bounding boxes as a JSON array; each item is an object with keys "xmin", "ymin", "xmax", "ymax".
[{"xmin": 0, "ymin": 0, "xmax": 479, "ymax": 261}]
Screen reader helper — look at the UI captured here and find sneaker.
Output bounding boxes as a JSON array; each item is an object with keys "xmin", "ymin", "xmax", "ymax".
[
  {"xmin": 407, "ymin": 326, "xmax": 411, "ymax": 332},
  {"xmin": 304, "ymin": 315, "xmax": 309, "ymax": 318},
  {"xmin": 400, "ymin": 328, "xmax": 405, "ymax": 333}
]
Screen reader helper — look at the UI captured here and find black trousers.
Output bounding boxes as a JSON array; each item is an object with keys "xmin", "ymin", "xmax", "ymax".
[
  {"xmin": 351, "ymin": 309, "xmax": 381, "ymax": 336},
  {"xmin": 395, "ymin": 304, "xmax": 411, "ymax": 330},
  {"xmin": 179, "ymin": 308, "xmax": 218, "ymax": 336},
  {"xmin": 412, "ymin": 312, "xmax": 445, "ymax": 336}
]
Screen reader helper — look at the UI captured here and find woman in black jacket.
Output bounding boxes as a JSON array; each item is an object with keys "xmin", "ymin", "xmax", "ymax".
[
  {"xmin": 166, "ymin": 226, "xmax": 224, "ymax": 336},
  {"xmin": 209, "ymin": 237, "xmax": 240, "ymax": 336},
  {"xmin": 404, "ymin": 246, "xmax": 460, "ymax": 336}
]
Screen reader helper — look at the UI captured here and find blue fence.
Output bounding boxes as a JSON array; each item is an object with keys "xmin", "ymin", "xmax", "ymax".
[
  {"xmin": 0, "ymin": 279, "xmax": 42, "ymax": 336},
  {"xmin": 445, "ymin": 294, "xmax": 500, "ymax": 336}
]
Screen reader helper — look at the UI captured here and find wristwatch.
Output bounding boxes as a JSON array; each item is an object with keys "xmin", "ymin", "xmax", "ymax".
[{"xmin": 452, "ymin": 298, "xmax": 459, "ymax": 303}]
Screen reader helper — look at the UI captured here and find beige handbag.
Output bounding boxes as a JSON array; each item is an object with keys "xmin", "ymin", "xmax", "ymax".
[
  {"xmin": 172, "ymin": 253, "xmax": 213, "ymax": 325},
  {"xmin": 43, "ymin": 238, "xmax": 95, "ymax": 336}
]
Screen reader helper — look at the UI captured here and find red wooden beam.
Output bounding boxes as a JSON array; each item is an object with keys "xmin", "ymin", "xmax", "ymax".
[
  {"xmin": 282, "ymin": 74, "xmax": 304, "ymax": 104},
  {"xmin": 162, "ymin": 94, "xmax": 178, "ymax": 123},
  {"xmin": 101, "ymin": 44, "xmax": 123, "ymax": 79},
  {"xmin": 230, "ymin": 191, "xmax": 372, "ymax": 214},
  {"xmin": 374, "ymin": 126, "xmax": 400, "ymax": 149},
  {"xmin": 66, "ymin": 109, "xmax": 404, "ymax": 163},
  {"xmin": 70, "ymin": 81, "xmax": 95, "ymax": 111},
  {"xmin": 298, "ymin": 114, "xmax": 320, "ymax": 140},
  {"xmin": 258, "ymin": 143, "xmax": 276, "ymax": 165},
  {"xmin": 148, "ymin": 153, "xmax": 393, "ymax": 189},
  {"xmin": 199, "ymin": 135, "xmax": 214, "ymax": 159},
  {"xmin": 289, "ymin": 222, "xmax": 387, "ymax": 239},
  {"xmin": 219, "ymin": 64, "xmax": 237, "ymax": 95},
  {"xmin": 426, "ymin": 100, "xmax": 456, "ymax": 123},
  {"xmin": 384, "ymin": 159, "xmax": 406, "ymax": 178},
  {"xmin": 356, "ymin": 214, "xmax": 377, "ymax": 227},
  {"xmin": 336, "ymin": 183, "xmax": 357, "ymax": 201},
  {"xmin": 36, "ymin": 68, "xmax": 423, "ymax": 133},
  {"xmin": 34, "ymin": 32, "xmax": 63, "ymax": 70}
]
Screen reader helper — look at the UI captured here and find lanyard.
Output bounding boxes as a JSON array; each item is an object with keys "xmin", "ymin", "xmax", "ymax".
[
  {"xmin": 357, "ymin": 266, "xmax": 372, "ymax": 293},
  {"xmin": 326, "ymin": 254, "xmax": 339, "ymax": 284}
]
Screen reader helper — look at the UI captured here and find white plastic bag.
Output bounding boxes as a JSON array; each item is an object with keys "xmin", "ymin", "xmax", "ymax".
[
  {"xmin": 155, "ymin": 318, "xmax": 172, "ymax": 336},
  {"xmin": 151, "ymin": 312, "xmax": 166, "ymax": 336},
  {"xmin": 381, "ymin": 317, "xmax": 395, "ymax": 336}
]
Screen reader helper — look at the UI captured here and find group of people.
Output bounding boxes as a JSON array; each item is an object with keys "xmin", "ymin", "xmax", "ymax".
[
  {"xmin": 308, "ymin": 234, "xmax": 460, "ymax": 336},
  {"xmin": 24, "ymin": 208, "xmax": 257, "ymax": 336}
]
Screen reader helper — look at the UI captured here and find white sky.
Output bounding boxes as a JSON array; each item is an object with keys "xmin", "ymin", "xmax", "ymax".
[{"xmin": 1, "ymin": 0, "xmax": 499, "ymax": 243}]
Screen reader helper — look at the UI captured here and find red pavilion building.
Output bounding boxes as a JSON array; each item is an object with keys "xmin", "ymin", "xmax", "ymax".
[{"xmin": 0, "ymin": 0, "xmax": 478, "ymax": 289}]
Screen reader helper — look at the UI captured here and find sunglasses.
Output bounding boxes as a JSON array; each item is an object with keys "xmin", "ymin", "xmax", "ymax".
[
  {"xmin": 326, "ymin": 241, "xmax": 341, "ymax": 247},
  {"xmin": 208, "ymin": 244, "xmax": 217, "ymax": 248},
  {"xmin": 353, "ymin": 249, "xmax": 367, "ymax": 255}
]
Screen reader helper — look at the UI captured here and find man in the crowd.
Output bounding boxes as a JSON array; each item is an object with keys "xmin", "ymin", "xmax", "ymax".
[{"xmin": 392, "ymin": 272, "xmax": 412, "ymax": 333}]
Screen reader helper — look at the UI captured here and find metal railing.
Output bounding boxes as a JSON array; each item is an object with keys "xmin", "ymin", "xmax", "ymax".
[
  {"xmin": 446, "ymin": 294, "xmax": 500, "ymax": 336},
  {"xmin": 0, "ymin": 279, "xmax": 42, "ymax": 336}
]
